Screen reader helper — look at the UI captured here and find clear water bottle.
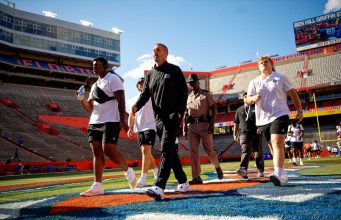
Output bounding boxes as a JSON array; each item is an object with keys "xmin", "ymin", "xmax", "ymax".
[{"xmin": 77, "ymin": 85, "xmax": 85, "ymax": 100}]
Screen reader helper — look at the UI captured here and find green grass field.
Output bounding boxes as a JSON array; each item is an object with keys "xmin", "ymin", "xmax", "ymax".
[{"xmin": 1, "ymin": 157, "xmax": 340, "ymax": 204}]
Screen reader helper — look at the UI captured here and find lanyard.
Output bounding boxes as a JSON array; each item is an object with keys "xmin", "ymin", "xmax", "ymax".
[{"xmin": 245, "ymin": 105, "xmax": 251, "ymax": 121}]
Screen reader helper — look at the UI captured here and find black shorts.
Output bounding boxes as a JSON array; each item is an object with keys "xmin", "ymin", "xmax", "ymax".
[
  {"xmin": 137, "ymin": 129, "xmax": 156, "ymax": 147},
  {"xmin": 88, "ymin": 122, "xmax": 120, "ymax": 144},
  {"xmin": 291, "ymin": 141, "xmax": 303, "ymax": 149},
  {"xmin": 258, "ymin": 115, "xmax": 289, "ymax": 143},
  {"xmin": 284, "ymin": 147, "xmax": 291, "ymax": 153}
]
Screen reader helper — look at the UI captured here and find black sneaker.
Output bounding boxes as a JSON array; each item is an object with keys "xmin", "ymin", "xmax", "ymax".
[
  {"xmin": 236, "ymin": 167, "xmax": 248, "ymax": 179},
  {"xmin": 189, "ymin": 177, "xmax": 203, "ymax": 185},
  {"xmin": 216, "ymin": 167, "xmax": 224, "ymax": 180}
]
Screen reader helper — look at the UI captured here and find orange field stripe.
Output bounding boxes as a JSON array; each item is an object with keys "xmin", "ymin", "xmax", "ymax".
[{"xmin": 50, "ymin": 179, "xmax": 266, "ymax": 215}]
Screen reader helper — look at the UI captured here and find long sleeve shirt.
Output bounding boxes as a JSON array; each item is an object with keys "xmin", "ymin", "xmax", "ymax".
[{"xmin": 135, "ymin": 61, "xmax": 188, "ymax": 118}]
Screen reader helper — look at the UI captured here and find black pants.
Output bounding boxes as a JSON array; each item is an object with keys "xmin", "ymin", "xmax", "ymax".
[
  {"xmin": 239, "ymin": 134, "xmax": 264, "ymax": 172},
  {"xmin": 155, "ymin": 115, "xmax": 187, "ymax": 189}
]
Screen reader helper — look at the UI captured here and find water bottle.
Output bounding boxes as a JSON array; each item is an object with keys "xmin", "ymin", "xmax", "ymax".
[{"xmin": 77, "ymin": 85, "xmax": 85, "ymax": 100}]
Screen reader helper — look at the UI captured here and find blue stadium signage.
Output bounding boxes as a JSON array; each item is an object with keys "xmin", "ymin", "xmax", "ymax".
[
  {"xmin": 293, "ymin": 10, "xmax": 341, "ymax": 51},
  {"xmin": 0, "ymin": 55, "xmax": 94, "ymax": 76}
]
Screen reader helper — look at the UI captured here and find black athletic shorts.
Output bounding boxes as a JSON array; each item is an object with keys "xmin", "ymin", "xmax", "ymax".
[
  {"xmin": 258, "ymin": 115, "xmax": 289, "ymax": 143},
  {"xmin": 137, "ymin": 129, "xmax": 156, "ymax": 147},
  {"xmin": 291, "ymin": 141, "xmax": 303, "ymax": 149},
  {"xmin": 88, "ymin": 122, "xmax": 120, "ymax": 144}
]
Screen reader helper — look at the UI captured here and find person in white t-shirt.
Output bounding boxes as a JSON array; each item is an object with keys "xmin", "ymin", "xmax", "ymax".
[
  {"xmin": 246, "ymin": 55, "xmax": 303, "ymax": 187},
  {"xmin": 288, "ymin": 119, "xmax": 304, "ymax": 166},
  {"xmin": 285, "ymin": 131, "xmax": 293, "ymax": 163},
  {"xmin": 128, "ymin": 78, "xmax": 158, "ymax": 187},
  {"xmin": 76, "ymin": 57, "xmax": 136, "ymax": 196},
  {"xmin": 311, "ymin": 140, "xmax": 321, "ymax": 158}
]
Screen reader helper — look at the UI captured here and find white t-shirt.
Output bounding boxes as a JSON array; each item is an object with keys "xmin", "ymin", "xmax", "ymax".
[
  {"xmin": 130, "ymin": 95, "xmax": 156, "ymax": 133},
  {"xmin": 89, "ymin": 73, "xmax": 124, "ymax": 124},
  {"xmin": 247, "ymin": 72, "xmax": 293, "ymax": 126},
  {"xmin": 288, "ymin": 124, "xmax": 304, "ymax": 142},
  {"xmin": 311, "ymin": 142, "xmax": 320, "ymax": 151}
]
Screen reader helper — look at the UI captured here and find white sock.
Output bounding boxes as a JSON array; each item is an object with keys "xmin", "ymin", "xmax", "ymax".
[
  {"xmin": 140, "ymin": 172, "xmax": 147, "ymax": 179},
  {"xmin": 275, "ymin": 167, "xmax": 284, "ymax": 176},
  {"xmin": 93, "ymin": 182, "xmax": 102, "ymax": 188},
  {"xmin": 124, "ymin": 167, "xmax": 131, "ymax": 174}
]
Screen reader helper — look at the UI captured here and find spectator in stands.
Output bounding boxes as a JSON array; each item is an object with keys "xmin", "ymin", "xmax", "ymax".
[
  {"xmin": 128, "ymin": 77, "xmax": 158, "ymax": 187},
  {"xmin": 76, "ymin": 56, "xmax": 136, "ymax": 196},
  {"xmin": 18, "ymin": 136, "xmax": 24, "ymax": 147},
  {"xmin": 131, "ymin": 43, "xmax": 188, "ymax": 200},
  {"xmin": 246, "ymin": 55, "xmax": 303, "ymax": 187},
  {"xmin": 285, "ymin": 131, "xmax": 293, "ymax": 163},
  {"xmin": 14, "ymin": 148, "xmax": 19, "ymax": 160},
  {"xmin": 288, "ymin": 119, "xmax": 304, "ymax": 166},
  {"xmin": 4, "ymin": 131, "xmax": 9, "ymax": 140},
  {"xmin": 233, "ymin": 92, "xmax": 264, "ymax": 179},
  {"xmin": 183, "ymin": 73, "xmax": 223, "ymax": 184}
]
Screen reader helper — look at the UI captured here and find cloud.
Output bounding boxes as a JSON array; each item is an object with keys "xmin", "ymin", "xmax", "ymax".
[
  {"xmin": 126, "ymin": 94, "xmax": 139, "ymax": 113},
  {"xmin": 324, "ymin": 0, "xmax": 341, "ymax": 13},
  {"xmin": 123, "ymin": 54, "xmax": 191, "ymax": 80}
]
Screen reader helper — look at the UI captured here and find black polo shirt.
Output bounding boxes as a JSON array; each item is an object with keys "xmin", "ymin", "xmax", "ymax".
[{"xmin": 234, "ymin": 104, "xmax": 257, "ymax": 135}]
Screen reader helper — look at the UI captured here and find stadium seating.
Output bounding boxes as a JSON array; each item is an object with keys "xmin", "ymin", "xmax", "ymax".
[
  {"xmin": 306, "ymin": 53, "xmax": 341, "ymax": 87},
  {"xmin": 275, "ymin": 59, "xmax": 305, "ymax": 89},
  {"xmin": 0, "ymin": 137, "xmax": 48, "ymax": 162}
]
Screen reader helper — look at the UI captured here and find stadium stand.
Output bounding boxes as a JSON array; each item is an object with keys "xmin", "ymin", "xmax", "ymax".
[{"xmin": 305, "ymin": 52, "xmax": 341, "ymax": 87}]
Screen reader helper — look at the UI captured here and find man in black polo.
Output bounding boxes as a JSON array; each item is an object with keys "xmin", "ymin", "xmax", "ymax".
[
  {"xmin": 233, "ymin": 92, "xmax": 264, "ymax": 179},
  {"xmin": 132, "ymin": 43, "xmax": 188, "ymax": 200}
]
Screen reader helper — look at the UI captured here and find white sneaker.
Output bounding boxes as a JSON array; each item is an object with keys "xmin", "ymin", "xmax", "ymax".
[
  {"xmin": 176, "ymin": 181, "xmax": 190, "ymax": 192},
  {"xmin": 146, "ymin": 185, "xmax": 164, "ymax": 200},
  {"xmin": 257, "ymin": 171, "xmax": 265, "ymax": 178},
  {"xmin": 299, "ymin": 158, "xmax": 304, "ymax": 166},
  {"xmin": 288, "ymin": 159, "xmax": 292, "ymax": 163},
  {"xmin": 124, "ymin": 167, "xmax": 137, "ymax": 190},
  {"xmin": 80, "ymin": 182, "xmax": 104, "ymax": 196},
  {"xmin": 292, "ymin": 158, "xmax": 297, "ymax": 166},
  {"xmin": 136, "ymin": 177, "xmax": 147, "ymax": 188},
  {"xmin": 269, "ymin": 171, "xmax": 288, "ymax": 187},
  {"xmin": 153, "ymin": 167, "xmax": 158, "ymax": 180}
]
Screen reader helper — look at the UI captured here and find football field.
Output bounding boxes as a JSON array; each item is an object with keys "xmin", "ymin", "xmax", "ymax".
[{"xmin": 0, "ymin": 157, "xmax": 340, "ymax": 219}]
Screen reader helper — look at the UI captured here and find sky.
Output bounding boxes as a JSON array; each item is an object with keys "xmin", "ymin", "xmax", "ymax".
[{"xmin": 6, "ymin": 0, "xmax": 341, "ymax": 106}]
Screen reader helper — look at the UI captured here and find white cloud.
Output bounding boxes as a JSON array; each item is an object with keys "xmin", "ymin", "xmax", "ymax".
[
  {"xmin": 324, "ymin": 0, "xmax": 341, "ymax": 13},
  {"xmin": 122, "ymin": 54, "xmax": 191, "ymax": 80},
  {"xmin": 126, "ymin": 94, "xmax": 139, "ymax": 113}
]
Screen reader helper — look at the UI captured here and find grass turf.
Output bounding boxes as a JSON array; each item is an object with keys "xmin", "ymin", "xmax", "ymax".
[{"xmin": 0, "ymin": 157, "xmax": 340, "ymax": 204}]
